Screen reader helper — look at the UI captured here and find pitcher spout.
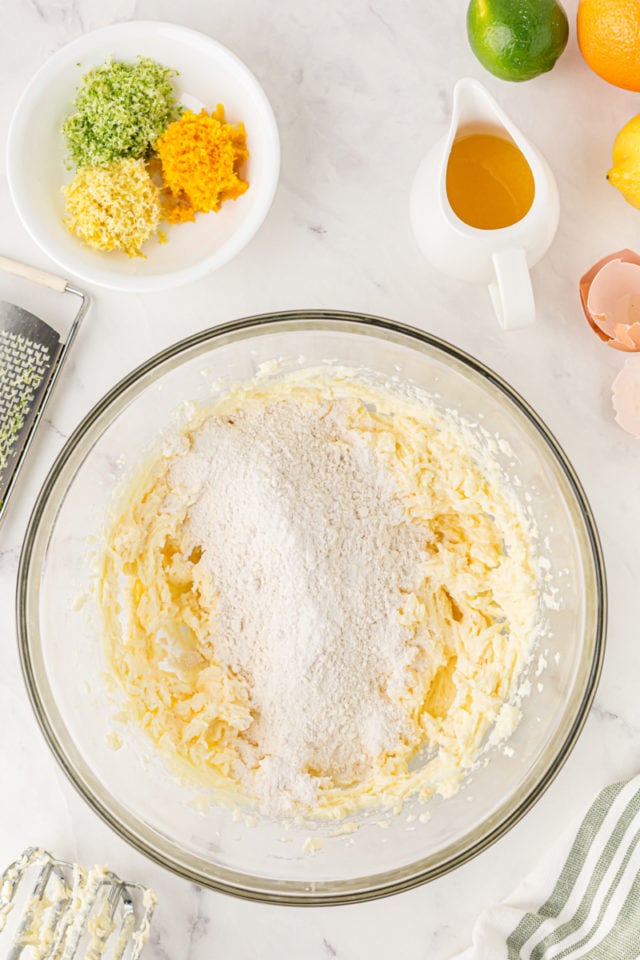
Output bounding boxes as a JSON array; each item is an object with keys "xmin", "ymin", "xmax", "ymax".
[{"xmin": 450, "ymin": 77, "xmax": 520, "ymax": 144}]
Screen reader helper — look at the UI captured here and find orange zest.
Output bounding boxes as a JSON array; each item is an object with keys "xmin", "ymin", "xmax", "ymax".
[{"xmin": 154, "ymin": 105, "xmax": 249, "ymax": 224}]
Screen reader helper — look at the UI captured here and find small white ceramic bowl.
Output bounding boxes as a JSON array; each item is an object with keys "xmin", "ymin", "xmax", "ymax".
[{"xmin": 6, "ymin": 21, "xmax": 280, "ymax": 292}]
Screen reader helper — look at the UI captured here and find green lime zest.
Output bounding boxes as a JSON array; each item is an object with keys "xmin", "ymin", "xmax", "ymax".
[{"xmin": 62, "ymin": 56, "xmax": 182, "ymax": 167}]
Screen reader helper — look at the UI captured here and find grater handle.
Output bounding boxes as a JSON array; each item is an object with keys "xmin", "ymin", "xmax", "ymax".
[{"xmin": 0, "ymin": 255, "xmax": 68, "ymax": 293}]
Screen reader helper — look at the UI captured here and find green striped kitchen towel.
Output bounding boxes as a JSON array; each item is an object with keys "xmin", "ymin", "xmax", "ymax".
[{"xmin": 454, "ymin": 776, "xmax": 640, "ymax": 959}]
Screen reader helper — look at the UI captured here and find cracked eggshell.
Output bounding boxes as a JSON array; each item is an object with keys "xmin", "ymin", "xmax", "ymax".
[
  {"xmin": 612, "ymin": 357, "xmax": 640, "ymax": 438},
  {"xmin": 579, "ymin": 249, "xmax": 640, "ymax": 351}
]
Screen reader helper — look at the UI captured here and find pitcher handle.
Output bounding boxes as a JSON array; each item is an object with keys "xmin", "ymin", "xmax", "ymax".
[{"xmin": 489, "ymin": 249, "xmax": 536, "ymax": 330}]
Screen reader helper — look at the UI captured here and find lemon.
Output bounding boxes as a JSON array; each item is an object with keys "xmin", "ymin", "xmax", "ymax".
[
  {"xmin": 467, "ymin": 0, "xmax": 569, "ymax": 82},
  {"xmin": 608, "ymin": 115, "xmax": 640, "ymax": 209},
  {"xmin": 612, "ymin": 115, "xmax": 640, "ymax": 165}
]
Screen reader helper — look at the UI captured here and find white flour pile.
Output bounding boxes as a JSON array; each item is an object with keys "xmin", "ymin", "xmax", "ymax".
[
  {"xmin": 169, "ymin": 398, "xmax": 428, "ymax": 809},
  {"xmin": 100, "ymin": 372, "xmax": 538, "ymax": 821}
]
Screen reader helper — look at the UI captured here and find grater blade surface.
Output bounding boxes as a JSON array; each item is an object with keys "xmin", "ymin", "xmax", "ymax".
[{"xmin": 0, "ymin": 302, "xmax": 62, "ymax": 510}]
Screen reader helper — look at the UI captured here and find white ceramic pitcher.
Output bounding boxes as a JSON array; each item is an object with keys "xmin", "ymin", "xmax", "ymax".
[{"xmin": 410, "ymin": 78, "xmax": 560, "ymax": 330}]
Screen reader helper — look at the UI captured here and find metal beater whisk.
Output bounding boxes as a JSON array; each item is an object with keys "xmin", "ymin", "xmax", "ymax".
[{"xmin": 0, "ymin": 848, "xmax": 156, "ymax": 959}]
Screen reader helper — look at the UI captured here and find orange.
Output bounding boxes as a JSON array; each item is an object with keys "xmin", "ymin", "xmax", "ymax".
[{"xmin": 578, "ymin": 0, "xmax": 640, "ymax": 91}]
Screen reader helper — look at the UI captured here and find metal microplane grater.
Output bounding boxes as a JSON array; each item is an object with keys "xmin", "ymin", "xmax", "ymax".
[
  {"xmin": 0, "ymin": 848, "xmax": 156, "ymax": 960},
  {"xmin": 0, "ymin": 256, "xmax": 89, "ymax": 527}
]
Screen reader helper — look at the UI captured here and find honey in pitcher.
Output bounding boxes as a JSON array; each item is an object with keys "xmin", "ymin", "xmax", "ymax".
[{"xmin": 446, "ymin": 133, "xmax": 535, "ymax": 230}]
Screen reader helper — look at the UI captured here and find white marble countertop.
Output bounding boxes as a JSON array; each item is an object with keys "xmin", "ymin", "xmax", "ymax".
[{"xmin": 1, "ymin": 0, "xmax": 639, "ymax": 956}]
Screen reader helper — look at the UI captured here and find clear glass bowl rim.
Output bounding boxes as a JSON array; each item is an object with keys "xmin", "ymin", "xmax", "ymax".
[{"xmin": 16, "ymin": 310, "xmax": 607, "ymax": 905}]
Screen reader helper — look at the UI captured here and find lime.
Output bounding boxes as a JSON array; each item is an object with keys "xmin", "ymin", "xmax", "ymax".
[{"xmin": 467, "ymin": 0, "xmax": 569, "ymax": 82}]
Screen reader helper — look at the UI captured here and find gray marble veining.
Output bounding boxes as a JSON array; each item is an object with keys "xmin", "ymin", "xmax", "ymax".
[{"xmin": 1, "ymin": 0, "xmax": 638, "ymax": 957}]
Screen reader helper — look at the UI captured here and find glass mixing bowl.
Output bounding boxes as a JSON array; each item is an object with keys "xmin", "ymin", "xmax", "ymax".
[{"xmin": 17, "ymin": 312, "xmax": 606, "ymax": 904}]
